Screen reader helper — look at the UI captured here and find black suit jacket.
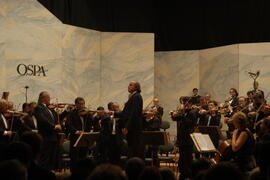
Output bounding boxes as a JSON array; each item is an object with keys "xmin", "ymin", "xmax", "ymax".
[
  {"xmin": 114, "ymin": 92, "xmax": 143, "ymax": 133},
  {"xmin": 230, "ymin": 96, "xmax": 239, "ymax": 107},
  {"xmin": 67, "ymin": 109, "xmax": 92, "ymax": 146},
  {"xmin": 172, "ymin": 109, "xmax": 197, "ymax": 147},
  {"xmin": 198, "ymin": 112, "xmax": 221, "ymax": 126},
  {"xmin": 0, "ymin": 113, "xmax": 9, "ymax": 135},
  {"xmin": 35, "ymin": 104, "xmax": 59, "ymax": 142},
  {"xmin": 192, "ymin": 95, "xmax": 201, "ymax": 105},
  {"xmin": 0, "ymin": 113, "xmax": 10, "ymax": 144},
  {"xmin": 100, "ymin": 114, "xmax": 113, "ymax": 135},
  {"xmin": 23, "ymin": 113, "xmax": 37, "ymax": 131},
  {"xmin": 92, "ymin": 116, "xmax": 101, "ymax": 132}
]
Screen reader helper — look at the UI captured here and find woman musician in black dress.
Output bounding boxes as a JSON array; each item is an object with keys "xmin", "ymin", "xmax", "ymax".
[{"xmin": 230, "ymin": 112, "xmax": 256, "ymax": 172}]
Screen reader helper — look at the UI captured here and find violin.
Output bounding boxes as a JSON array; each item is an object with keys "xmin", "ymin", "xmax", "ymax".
[
  {"xmin": 199, "ymin": 108, "xmax": 219, "ymax": 115},
  {"xmin": 218, "ymin": 102, "xmax": 232, "ymax": 114},
  {"xmin": 78, "ymin": 108, "xmax": 96, "ymax": 116},
  {"xmin": 4, "ymin": 110, "xmax": 28, "ymax": 117},
  {"xmin": 169, "ymin": 104, "xmax": 185, "ymax": 118},
  {"xmin": 259, "ymin": 104, "xmax": 270, "ymax": 113},
  {"xmin": 48, "ymin": 103, "xmax": 75, "ymax": 109},
  {"xmin": 232, "ymin": 104, "xmax": 250, "ymax": 113}
]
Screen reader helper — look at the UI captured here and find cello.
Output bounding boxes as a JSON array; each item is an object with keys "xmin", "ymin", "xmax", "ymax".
[{"xmin": 211, "ymin": 140, "xmax": 233, "ymax": 164}]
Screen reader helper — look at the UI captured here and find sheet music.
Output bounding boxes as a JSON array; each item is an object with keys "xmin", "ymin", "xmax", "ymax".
[
  {"xmin": 191, "ymin": 133, "xmax": 216, "ymax": 152},
  {"xmin": 202, "ymin": 134, "xmax": 216, "ymax": 151}
]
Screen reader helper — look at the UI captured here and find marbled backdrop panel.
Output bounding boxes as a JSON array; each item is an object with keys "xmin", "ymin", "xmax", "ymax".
[
  {"xmin": 61, "ymin": 25, "xmax": 101, "ymax": 106},
  {"xmin": 155, "ymin": 51, "xmax": 199, "ymax": 135},
  {"xmin": 100, "ymin": 32, "xmax": 154, "ymax": 108},
  {"xmin": 0, "ymin": 0, "xmax": 64, "ymax": 104},
  {"xmin": 239, "ymin": 43, "xmax": 270, "ymax": 102},
  {"xmin": 199, "ymin": 45, "xmax": 239, "ymax": 102},
  {"xmin": 0, "ymin": 0, "xmax": 155, "ymax": 109}
]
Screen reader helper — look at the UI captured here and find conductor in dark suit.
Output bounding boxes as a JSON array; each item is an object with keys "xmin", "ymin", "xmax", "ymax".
[
  {"xmin": 114, "ymin": 81, "xmax": 144, "ymax": 158},
  {"xmin": 35, "ymin": 91, "xmax": 62, "ymax": 170},
  {"xmin": 67, "ymin": 97, "xmax": 92, "ymax": 172}
]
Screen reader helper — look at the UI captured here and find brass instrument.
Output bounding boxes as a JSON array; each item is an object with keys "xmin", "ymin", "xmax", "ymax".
[
  {"xmin": 143, "ymin": 99, "xmax": 158, "ymax": 121},
  {"xmin": 144, "ymin": 109, "xmax": 155, "ymax": 121},
  {"xmin": 144, "ymin": 105, "xmax": 159, "ymax": 121}
]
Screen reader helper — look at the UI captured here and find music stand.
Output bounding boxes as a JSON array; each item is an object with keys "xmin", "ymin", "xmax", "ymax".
[
  {"xmin": 142, "ymin": 131, "xmax": 168, "ymax": 146},
  {"xmin": 195, "ymin": 126, "xmax": 223, "ymax": 148},
  {"xmin": 58, "ymin": 133, "xmax": 66, "ymax": 146},
  {"xmin": 190, "ymin": 132, "xmax": 216, "ymax": 153},
  {"xmin": 142, "ymin": 131, "xmax": 169, "ymax": 166},
  {"xmin": 73, "ymin": 132, "xmax": 100, "ymax": 147}
]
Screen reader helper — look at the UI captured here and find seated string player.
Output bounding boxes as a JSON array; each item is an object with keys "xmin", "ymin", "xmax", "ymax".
[
  {"xmin": 225, "ymin": 97, "xmax": 254, "ymax": 136},
  {"xmin": 21, "ymin": 102, "xmax": 38, "ymax": 133},
  {"xmin": 200, "ymin": 93, "xmax": 212, "ymax": 110},
  {"xmin": 0, "ymin": 99, "xmax": 12, "ymax": 145},
  {"xmin": 151, "ymin": 98, "xmax": 164, "ymax": 124},
  {"xmin": 197, "ymin": 101, "xmax": 221, "ymax": 149},
  {"xmin": 256, "ymin": 117, "xmax": 270, "ymax": 179},
  {"xmin": 67, "ymin": 97, "xmax": 92, "ymax": 172},
  {"xmin": 230, "ymin": 112, "xmax": 256, "ymax": 172},
  {"xmin": 198, "ymin": 101, "xmax": 221, "ymax": 127},
  {"xmin": 248, "ymin": 93, "xmax": 270, "ymax": 136},
  {"xmin": 94, "ymin": 106, "xmax": 113, "ymax": 163}
]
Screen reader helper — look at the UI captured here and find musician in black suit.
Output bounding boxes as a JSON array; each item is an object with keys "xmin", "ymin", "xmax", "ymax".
[
  {"xmin": 114, "ymin": 81, "xmax": 144, "ymax": 158},
  {"xmin": 248, "ymin": 93, "xmax": 270, "ymax": 136},
  {"xmin": 251, "ymin": 81, "xmax": 265, "ymax": 99},
  {"xmin": 192, "ymin": 88, "xmax": 201, "ymax": 105},
  {"xmin": 91, "ymin": 108, "xmax": 102, "ymax": 132},
  {"xmin": 34, "ymin": 91, "xmax": 62, "ymax": 170},
  {"xmin": 198, "ymin": 101, "xmax": 221, "ymax": 148},
  {"xmin": 22, "ymin": 102, "xmax": 38, "ymax": 133},
  {"xmin": 143, "ymin": 98, "xmax": 163, "ymax": 166},
  {"xmin": 0, "ymin": 99, "xmax": 12, "ymax": 145},
  {"xmin": 67, "ymin": 97, "xmax": 92, "ymax": 172},
  {"xmin": 228, "ymin": 88, "xmax": 239, "ymax": 107},
  {"xmin": 5, "ymin": 101, "xmax": 24, "ymax": 141},
  {"xmin": 143, "ymin": 99, "xmax": 161, "ymax": 131},
  {"xmin": 151, "ymin": 98, "xmax": 164, "ymax": 124},
  {"xmin": 198, "ymin": 101, "xmax": 221, "ymax": 127},
  {"xmin": 94, "ymin": 106, "xmax": 114, "ymax": 163},
  {"xmin": 171, "ymin": 101, "xmax": 198, "ymax": 180},
  {"xmin": 108, "ymin": 102, "xmax": 126, "ymax": 164}
]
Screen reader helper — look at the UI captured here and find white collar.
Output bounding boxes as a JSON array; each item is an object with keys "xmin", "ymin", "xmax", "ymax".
[{"xmin": 129, "ymin": 91, "xmax": 137, "ymax": 98}]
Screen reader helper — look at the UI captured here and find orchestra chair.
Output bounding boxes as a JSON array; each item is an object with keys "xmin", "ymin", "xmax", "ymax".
[{"xmin": 62, "ymin": 140, "xmax": 71, "ymax": 171}]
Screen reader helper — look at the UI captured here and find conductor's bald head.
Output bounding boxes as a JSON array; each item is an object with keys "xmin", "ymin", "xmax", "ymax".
[{"xmin": 128, "ymin": 81, "xmax": 141, "ymax": 93}]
